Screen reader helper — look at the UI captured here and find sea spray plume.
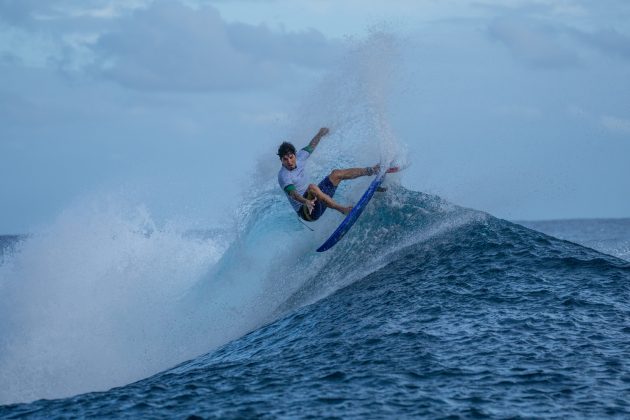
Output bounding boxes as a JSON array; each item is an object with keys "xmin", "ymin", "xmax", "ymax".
[
  {"xmin": 246, "ymin": 31, "xmax": 407, "ymax": 227},
  {"xmin": 0, "ymin": 197, "xmax": 227, "ymax": 404},
  {"xmin": 219, "ymin": 31, "xmax": 417, "ymax": 312},
  {"xmin": 278, "ymin": 30, "xmax": 408, "ymax": 179},
  {"xmin": 220, "ymin": 31, "xmax": 439, "ymax": 317}
]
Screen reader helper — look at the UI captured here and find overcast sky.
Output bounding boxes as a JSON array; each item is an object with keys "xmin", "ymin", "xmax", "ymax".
[{"xmin": 1, "ymin": 0, "xmax": 629, "ymax": 233}]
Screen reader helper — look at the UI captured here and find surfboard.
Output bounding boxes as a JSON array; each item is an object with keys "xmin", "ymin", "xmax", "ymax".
[{"xmin": 316, "ymin": 166, "xmax": 399, "ymax": 252}]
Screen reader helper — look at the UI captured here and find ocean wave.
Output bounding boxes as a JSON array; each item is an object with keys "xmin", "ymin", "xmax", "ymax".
[{"xmin": 2, "ymin": 185, "xmax": 629, "ymax": 417}]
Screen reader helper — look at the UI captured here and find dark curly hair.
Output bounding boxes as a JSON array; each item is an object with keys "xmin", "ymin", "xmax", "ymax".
[{"xmin": 277, "ymin": 142, "xmax": 296, "ymax": 158}]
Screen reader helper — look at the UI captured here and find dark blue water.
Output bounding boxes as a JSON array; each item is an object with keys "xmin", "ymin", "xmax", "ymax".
[
  {"xmin": 522, "ymin": 218, "xmax": 630, "ymax": 262},
  {"xmin": 1, "ymin": 187, "xmax": 629, "ymax": 418}
]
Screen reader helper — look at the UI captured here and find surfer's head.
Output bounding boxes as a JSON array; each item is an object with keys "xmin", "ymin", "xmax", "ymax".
[{"xmin": 278, "ymin": 142, "xmax": 297, "ymax": 170}]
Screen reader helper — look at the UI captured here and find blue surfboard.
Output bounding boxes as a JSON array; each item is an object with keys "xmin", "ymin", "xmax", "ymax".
[{"xmin": 316, "ymin": 167, "xmax": 397, "ymax": 252}]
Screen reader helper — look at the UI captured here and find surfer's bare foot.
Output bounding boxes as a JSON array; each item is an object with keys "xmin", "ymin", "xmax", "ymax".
[{"xmin": 339, "ymin": 205, "xmax": 353, "ymax": 215}]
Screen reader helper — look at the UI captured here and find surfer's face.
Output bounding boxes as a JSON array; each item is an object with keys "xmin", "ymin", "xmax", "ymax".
[{"xmin": 281, "ymin": 153, "xmax": 296, "ymax": 170}]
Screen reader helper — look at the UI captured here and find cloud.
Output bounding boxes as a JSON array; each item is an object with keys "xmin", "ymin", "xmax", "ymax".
[
  {"xmin": 0, "ymin": 0, "xmax": 151, "ymax": 24},
  {"xmin": 570, "ymin": 28, "xmax": 630, "ymax": 60},
  {"xmin": 601, "ymin": 115, "xmax": 630, "ymax": 135},
  {"xmin": 565, "ymin": 107, "xmax": 630, "ymax": 137},
  {"xmin": 479, "ymin": 1, "xmax": 630, "ymax": 64},
  {"xmin": 0, "ymin": 0, "xmax": 47, "ymax": 24},
  {"xmin": 92, "ymin": 1, "xmax": 341, "ymax": 91},
  {"xmin": 487, "ymin": 17, "xmax": 579, "ymax": 68},
  {"xmin": 472, "ymin": 0, "xmax": 588, "ymax": 19},
  {"xmin": 566, "ymin": 104, "xmax": 587, "ymax": 118},
  {"xmin": 226, "ymin": 23, "xmax": 337, "ymax": 69},
  {"xmin": 0, "ymin": 0, "xmax": 154, "ymax": 70}
]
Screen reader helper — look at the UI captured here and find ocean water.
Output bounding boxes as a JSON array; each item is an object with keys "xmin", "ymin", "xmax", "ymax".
[
  {"xmin": 521, "ymin": 218, "xmax": 630, "ymax": 262},
  {"xmin": 1, "ymin": 185, "xmax": 629, "ymax": 418}
]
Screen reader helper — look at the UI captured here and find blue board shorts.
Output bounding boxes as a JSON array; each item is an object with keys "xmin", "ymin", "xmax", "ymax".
[{"xmin": 298, "ymin": 176, "xmax": 337, "ymax": 222}]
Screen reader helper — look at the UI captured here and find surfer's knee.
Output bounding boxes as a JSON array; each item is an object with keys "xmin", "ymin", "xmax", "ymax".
[
  {"xmin": 329, "ymin": 169, "xmax": 342, "ymax": 183},
  {"xmin": 307, "ymin": 184, "xmax": 319, "ymax": 194}
]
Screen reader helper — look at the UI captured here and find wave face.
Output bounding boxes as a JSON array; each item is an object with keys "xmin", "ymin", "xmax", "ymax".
[{"xmin": 2, "ymin": 186, "xmax": 629, "ymax": 418}]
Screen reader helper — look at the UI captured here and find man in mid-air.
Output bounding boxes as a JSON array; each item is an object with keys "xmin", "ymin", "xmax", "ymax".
[{"xmin": 277, "ymin": 127, "xmax": 378, "ymax": 222}]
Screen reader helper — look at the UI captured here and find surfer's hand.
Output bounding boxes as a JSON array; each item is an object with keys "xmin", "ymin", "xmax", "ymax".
[
  {"xmin": 318, "ymin": 127, "xmax": 329, "ymax": 137},
  {"xmin": 306, "ymin": 198, "xmax": 316, "ymax": 214}
]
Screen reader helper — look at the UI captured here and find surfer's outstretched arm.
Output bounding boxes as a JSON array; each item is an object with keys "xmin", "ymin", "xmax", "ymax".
[
  {"xmin": 288, "ymin": 189, "xmax": 317, "ymax": 214},
  {"xmin": 306, "ymin": 184, "xmax": 352, "ymax": 215},
  {"xmin": 306, "ymin": 127, "xmax": 329, "ymax": 152}
]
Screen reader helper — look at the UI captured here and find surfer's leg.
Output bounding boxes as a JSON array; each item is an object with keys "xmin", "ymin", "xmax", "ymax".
[
  {"xmin": 307, "ymin": 184, "xmax": 352, "ymax": 215},
  {"xmin": 328, "ymin": 166, "xmax": 378, "ymax": 186}
]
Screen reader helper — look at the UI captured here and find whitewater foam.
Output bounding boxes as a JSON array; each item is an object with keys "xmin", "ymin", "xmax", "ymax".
[{"xmin": 0, "ymin": 196, "xmax": 232, "ymax": 404}]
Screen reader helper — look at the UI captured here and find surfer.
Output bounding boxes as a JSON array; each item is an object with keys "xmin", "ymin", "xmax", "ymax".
[{"xmin": 277, "ymin": 127, "xmax": 379, "ymax": 222}]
